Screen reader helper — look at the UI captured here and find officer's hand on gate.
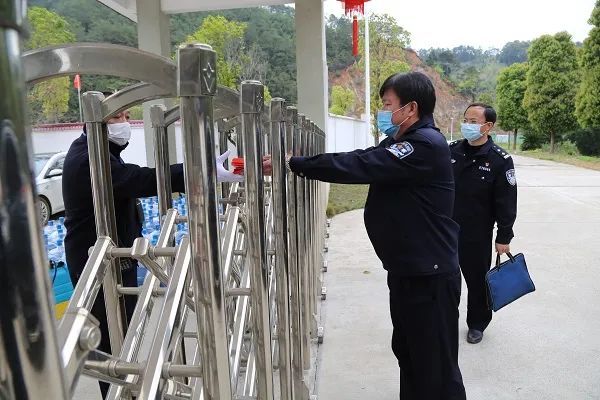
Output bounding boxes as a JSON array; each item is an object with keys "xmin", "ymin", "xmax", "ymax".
[
  {"xmin": 495, "ymin": 243, "xmax": 510, "ymax": 255},
  {"xmin": 263, "ymin": 155, "xmax": 273, "ymax": 176}
]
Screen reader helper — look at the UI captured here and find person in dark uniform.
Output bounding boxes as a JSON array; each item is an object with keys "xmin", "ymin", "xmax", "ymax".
[
  {"xmin": 63, "ymin": 108, "xmax": 186, "ymax": 398},
  {"xmin": 449, "ymin": 103, "xmax": 518, "ymax": 344},
  {"xmin": 271, "ymin": 72, "xmax": 466, "ymax": 399},
  {"xmin": 63, "ymin": 104, "xmax": 244, "ymax": 398}
]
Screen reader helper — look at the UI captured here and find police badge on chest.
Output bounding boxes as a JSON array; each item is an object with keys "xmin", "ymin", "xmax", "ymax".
[{"xmin": 478, "ymin": 162, "xmax": 491, "ymax": 172}]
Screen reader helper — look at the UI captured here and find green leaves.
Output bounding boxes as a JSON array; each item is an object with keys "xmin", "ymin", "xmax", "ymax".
[
  {"xmin": 496, "ymin": 63, "xmax": 529, "ymax": 133},
  {"xmin": 576, "ymin": 1, "xmax": 600, "ymax": 128},
  {"xmin": 26, "ymin": 7, "xmax": 76, "ymax": 123},
  {"xmin": 523, "ymin": 32, "xmax": 580, "ymax": 151},
  {"xmin": 329, "ymin": 86, "xmax": 356, "ymax": 116},
  {"xmin": 181, "ymin": 15, "xmax": 271, "ymax": 95}
]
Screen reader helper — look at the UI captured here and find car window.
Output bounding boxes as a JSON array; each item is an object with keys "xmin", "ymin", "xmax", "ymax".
[
  {"xmin": 54, "ymin": 156, "xmax": 65, "ymax": 170},
  {"xmin": 34, "ymin": 155, "xmax": 52, "ymax": 175}
]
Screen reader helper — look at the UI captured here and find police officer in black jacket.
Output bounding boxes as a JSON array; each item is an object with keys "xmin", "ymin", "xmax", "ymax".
[
  {"xmin": 280, "ymin": 72, "xmax": 466, "ymax": 400},
  {"xmin": 450, "ymin": 103, "xmax": 517, "ymax": 345}
]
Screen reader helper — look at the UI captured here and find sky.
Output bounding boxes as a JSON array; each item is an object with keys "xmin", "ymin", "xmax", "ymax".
[{"xmin": 323, "ymin": 0, "xmax": 597, "ymax": 50}]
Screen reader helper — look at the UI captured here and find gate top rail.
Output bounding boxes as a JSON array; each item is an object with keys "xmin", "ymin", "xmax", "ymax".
[{"xmin": 23, "ymin": 43, "xmax": 177, "ymax": 91}]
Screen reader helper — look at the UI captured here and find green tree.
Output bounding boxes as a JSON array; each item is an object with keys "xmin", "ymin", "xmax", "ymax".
[
  {"xmin": 496, "ymin": 63, "xmax": 529, "ymax": 150},
  {"xmin": 575, "ymin": 0, "xmax": 600, "ymax": 128},
  {"xmin": 523, "ymin": 32, "xmax": 580, "ymax": 152},
  {"xmin": 329, "ymin": 85, "xmax": 356, "ymax": 115},
  {"xmin": 362, "ymin": 14, "xmax": 411, "ymax": 141},
  {"xmin": 182, "ymin": 15, "xmax": 270, "ymax": 96},
  {"xmin": 183, "ymin": 15, "xmax": 247, "ymax": 88},
  {"xmin": 26, "ymin": 7, "xmax": 76, "ymax": 123},
  {"xmin": 498, "ymin": 40, "xmax": 530, "ymax": 65},
  {"xmin": 457, "ymin": 66, "xmax": 482, "ymax": 102}
]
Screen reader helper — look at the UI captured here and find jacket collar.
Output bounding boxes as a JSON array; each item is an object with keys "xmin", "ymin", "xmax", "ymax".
[
  {"xmin": 401, "ymin": 114, "xmax": 435, "ymax": 137},
  {"xmin": 387, "ymin": 114, "xmax": 435, "ymax": 144},
  {"xmin": 456, "ymin": 136, "xmax": 494, "ymax": 157}
]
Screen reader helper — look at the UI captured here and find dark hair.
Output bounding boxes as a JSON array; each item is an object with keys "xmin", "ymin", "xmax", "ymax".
[
  {"xmin": 465, "ymin": 103, "xmax": 497, "ymax": 124},
  {"xmin": 378, "ymin": 71, "xmax": 436, "ymax": 117}
]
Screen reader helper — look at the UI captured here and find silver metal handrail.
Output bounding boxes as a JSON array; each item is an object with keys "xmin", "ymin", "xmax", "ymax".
[{"xmin": 5, "ymin": 37, "xmax": 329, "ymax": 400}]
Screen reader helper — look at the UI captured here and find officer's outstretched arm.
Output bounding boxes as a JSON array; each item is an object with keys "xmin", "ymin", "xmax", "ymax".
[
  {"xmin": 289, "ymin": 139, "xmax": 435, "ymax": 184},
  {"xmin": 493, "ymin": 157, "xmax": 517, "ymax": 244}
]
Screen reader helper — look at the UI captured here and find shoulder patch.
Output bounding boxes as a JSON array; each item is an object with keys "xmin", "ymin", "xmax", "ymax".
[
  {"xmin": 448, "ymin": 140, "xmax": 461, "ymax": 147},
  {"xmin": 386, "ymin": 142, "xmax": 414, "ymax": 159},
  {"xmin": 506, "ymin": 168, "xmax": 516, "ymax": 186},
  {"xmin": 492, "ymin": 145, "xmax": 511, "ymax": 159}
]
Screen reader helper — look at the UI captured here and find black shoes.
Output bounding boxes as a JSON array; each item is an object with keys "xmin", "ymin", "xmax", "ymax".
[{"xmin": 467, "ymin": 329, "xmax": 483, "ymax": 344}]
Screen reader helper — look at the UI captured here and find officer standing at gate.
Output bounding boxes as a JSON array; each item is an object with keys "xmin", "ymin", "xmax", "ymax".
[
  {"xmin": 450, "ymin": 103, "xmax": 518, "ymax": 344},
  {"xmin": 268, "ymin": 72, "xmax": 467, "ymax": 400}
]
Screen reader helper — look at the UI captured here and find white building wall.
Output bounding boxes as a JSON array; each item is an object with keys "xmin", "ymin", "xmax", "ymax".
[
  {"xmin": 33, "ymin": 116, "xmax": 373, "ymax": 167},
  {"xmin": 327, "ymin": 114, "xmax": 374, "ymax": 153}
]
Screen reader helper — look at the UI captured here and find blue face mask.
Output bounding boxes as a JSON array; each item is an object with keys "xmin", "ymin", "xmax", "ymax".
[
  {"xmin": 461, "ymin": 123, "xmax": 484, "ymax": 142},
  {"xmin": 377, "ymin": 103, "xmax": 411, "ymax": 137}
]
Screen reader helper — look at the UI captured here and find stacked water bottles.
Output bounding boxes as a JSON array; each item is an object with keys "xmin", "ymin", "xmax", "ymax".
[
  {"xmin": 43, "ymin": 217, "xmax": 74, "ymax": 304},
  {"xmin": 137, "ymin": 195, "xmax": 189, "ymax": 285},
  {"xmin": 43, "ymin": 196, "xmax": 190, "ymax": 292}
]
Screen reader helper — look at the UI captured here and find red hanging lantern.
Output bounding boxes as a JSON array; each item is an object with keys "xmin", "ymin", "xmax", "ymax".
[{"xmin": 338, "ymin": 0, "xmax": 369, "ymax": 56}]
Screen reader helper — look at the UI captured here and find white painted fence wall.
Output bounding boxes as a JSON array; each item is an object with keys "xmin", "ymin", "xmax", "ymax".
[
  {"xmin": 33, "ymin": 115, "xmax": 374, "ymax": 167},
  {"xmin": 327, "ymin": 114, "xmax": 374, "ymax": 153},
  {"xmin": 32, "ymin": 121, "xmax": 183, "ymax": 167}
]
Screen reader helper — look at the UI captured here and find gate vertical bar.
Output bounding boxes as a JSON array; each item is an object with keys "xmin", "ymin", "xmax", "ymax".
[
  {"xmin": 295, "ymin": 114, "xmax": 311, "ymax": 370},
  {"xmin": 177, "ymin": 43, "xmax": 232, "ymax": 400},
  {"xmin": 0, "ymin": 3, "xmax": 69, "ymax": 398},
  {"xmin": 270, "ymin": 98, "xmax": 294, "ymax": 400},
  {"xmin": 82, "ymin": 91, "xmax": 126, "ymax": 354},
  {"xmin": 150, "ymin": 104, "xmax": 173, "ymax": 218},
  {"xmin": 285, "ymin": 107, "xmax": 308, "ymax": 398},
  {"xmin": 240, "ymin": 80, "xmax": 274, "ymax": 400}
]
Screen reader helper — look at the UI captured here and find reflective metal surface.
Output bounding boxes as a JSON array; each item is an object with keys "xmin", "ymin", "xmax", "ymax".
[
  {"xmin": 241, "ymin": 81, "xmax": 274, "ymax": 400},
  {"xmin": 0, "ymin": 4, "xmax": 68, "ymax": 398},
  {"xmin": 178, "ymin": 43, "xmax": 233, "ymax": 400},
  {"xmin": 6, "ymin": 37, "xmax": 329, "ymax": 400},
  {"xmin": 82, "ymin": 91, "xmax": 127, "ymax": 355}
]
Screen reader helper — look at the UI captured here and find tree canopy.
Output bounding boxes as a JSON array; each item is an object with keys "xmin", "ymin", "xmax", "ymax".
[
  {"xmin": 524, "ymin": 32, "xmax": 580, "ymax": 152},
  {"xmin": 575, "ymin": 0, "xmax": 600, "ymax": 128}
]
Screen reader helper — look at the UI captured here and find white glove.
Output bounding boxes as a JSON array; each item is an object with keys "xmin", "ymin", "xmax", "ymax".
[{"xmin": 216, "ymin": 150, "xmax": 243, "ymax": 183}]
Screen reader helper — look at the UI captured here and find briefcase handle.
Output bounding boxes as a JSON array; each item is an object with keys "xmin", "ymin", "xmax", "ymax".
[{"xmin": 495, "ymin": 252, "xmax": 516, "ymax": 269}]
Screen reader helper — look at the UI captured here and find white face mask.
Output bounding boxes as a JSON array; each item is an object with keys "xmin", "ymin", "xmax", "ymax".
[{"xmin": 107, "ymin": 122, "xmax": 132, "ymax": 146}]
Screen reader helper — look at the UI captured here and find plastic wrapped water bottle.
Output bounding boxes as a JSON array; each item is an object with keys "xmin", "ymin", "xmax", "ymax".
[{"xmin": 48, "ymin": 240, "xmax": 64, "ymax": 263}]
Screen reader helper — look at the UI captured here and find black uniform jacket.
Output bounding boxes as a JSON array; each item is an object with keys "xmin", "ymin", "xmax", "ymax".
[
  {"xmin": 289, "ymin": 115, "xmax": 459, "ymax": 276},
  {"xmin": 449, "ymin": 138, "xmax": 517, "ymax": 245},
  {"xmin": 63, "ymin": 134, "xmax": 186, "ymax": 280}
]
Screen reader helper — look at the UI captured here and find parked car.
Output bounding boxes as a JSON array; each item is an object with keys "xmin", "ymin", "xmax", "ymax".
[{"xmin": 35, "ymin": 152, "xmax": 67, "ymax": 225}]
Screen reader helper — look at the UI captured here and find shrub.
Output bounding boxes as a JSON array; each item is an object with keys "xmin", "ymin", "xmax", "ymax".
[
  {"xmin": 521, "ymin": 131, "xmax": 547, "ymax": 151},
  {"xmin": 569, "ymin": 127, "xmax": 600, "ymax": 156}
]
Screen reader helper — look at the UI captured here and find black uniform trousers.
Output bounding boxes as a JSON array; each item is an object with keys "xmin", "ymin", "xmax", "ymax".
[
  {"xmin": 458, "ymin": 237, "xmax": 494, "ymax": 332},
  {"xmin": 69, "ymin": 264, "xmax": 138, "ymax": 398},
  {"xmin": 387, "ymin": 270, "xmax": 466, "ymax": 400}
]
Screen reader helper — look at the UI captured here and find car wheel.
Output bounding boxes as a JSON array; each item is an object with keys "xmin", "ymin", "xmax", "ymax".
[{"xmin": 39, "ymin": 197, "xmax": 51, "ymax": 226}]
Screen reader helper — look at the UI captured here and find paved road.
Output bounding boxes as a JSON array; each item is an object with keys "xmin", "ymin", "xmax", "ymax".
[{"xmin": 316, "ymin": 155, "xmax": 600, "ymax": 400}]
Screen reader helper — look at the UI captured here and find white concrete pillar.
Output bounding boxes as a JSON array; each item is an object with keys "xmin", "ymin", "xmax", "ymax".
[
  {"xmin": 295, "ymin": 0, "xmax": 328, "ymax": 134},
  {"xmin": 136, "ymin": 0, "xmax": 177, "ymax": 167}
]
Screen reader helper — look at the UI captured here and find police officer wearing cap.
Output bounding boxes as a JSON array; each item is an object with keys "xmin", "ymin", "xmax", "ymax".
[
  {"xmin": 449, "ymin": 103, "xmax": 518, "ymax": 345},
  {"xmin": 278, "ymin": 72, "xmax": 466, "ymax": 399}
]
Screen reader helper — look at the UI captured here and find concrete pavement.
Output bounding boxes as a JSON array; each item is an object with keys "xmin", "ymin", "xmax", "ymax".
[{"xmin": 316, "ymin": 155, "xmax": 600, "ymax": 400}]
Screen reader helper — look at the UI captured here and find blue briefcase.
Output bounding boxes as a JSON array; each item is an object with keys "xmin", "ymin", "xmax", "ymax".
[{"xmin": 486, "ymin": 253, "xmax": 535, "ymax": 312}]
